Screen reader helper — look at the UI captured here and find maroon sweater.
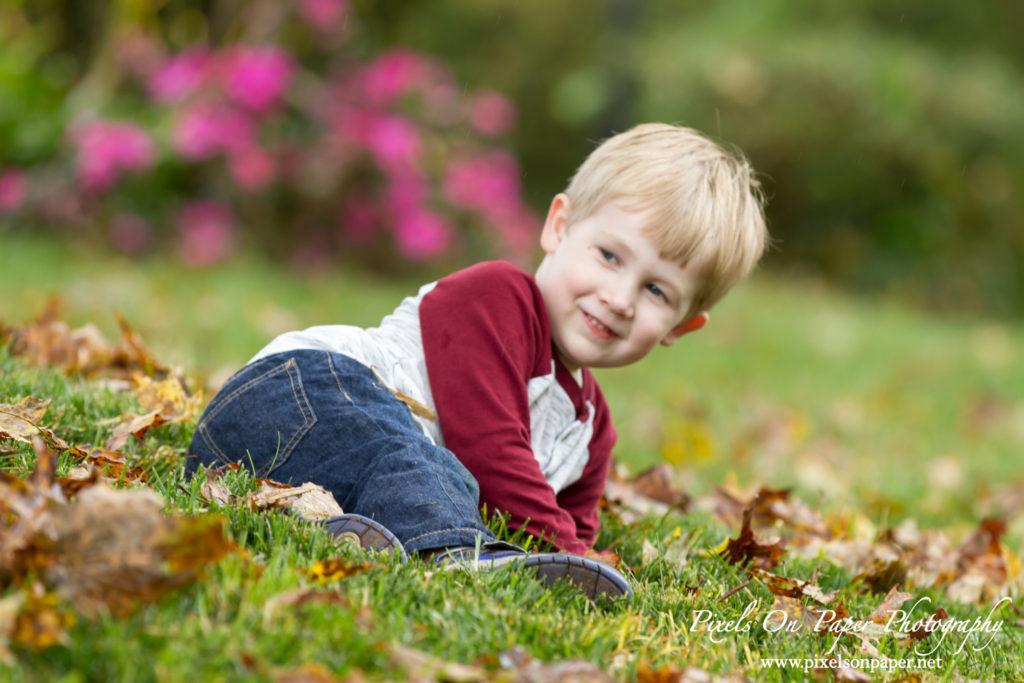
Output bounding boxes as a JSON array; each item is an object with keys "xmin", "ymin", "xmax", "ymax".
[{"xmin": 420, "ymin": 261, "xmax": 616, "ymax": 553}]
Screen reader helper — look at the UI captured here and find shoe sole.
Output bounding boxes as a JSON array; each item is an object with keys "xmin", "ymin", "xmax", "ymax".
[
  {"xmin": 323, "ymin": 514, "xmax": 407, "ymax": 561},
  {"xmin": 519, "ymin": 553, "xmax": 633, "ymax": 601}
]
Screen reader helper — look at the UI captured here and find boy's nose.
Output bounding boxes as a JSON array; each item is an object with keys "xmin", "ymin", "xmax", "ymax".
[{"xmin": 599, "ymin": 282, "xmax": 634, "ymax": 318}]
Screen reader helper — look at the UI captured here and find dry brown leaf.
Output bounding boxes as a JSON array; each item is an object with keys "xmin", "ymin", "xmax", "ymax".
[
  {"xmin": 68, "ymin": 447, "xmax": 149, "ymax": 483},
  {"xmin": 751, "ymin": 567, "xmax": 837, "ymax": 605},
  {"xmin": 248, "ymin": 480, "xmax": 344, "ymax": 520},
  {"xmin": 584, "ymin": 547, "xmax": 622, "ymax": 569},
  {"xmin": 2, "ymin": 439, "xmax": 235, "ymax": 621},
  {"xmin": 388, "ymin": 643, "xmax": 486, "ymax": 683},
  {"xmin": 199, "ymin": 479, "xmax": 236, "ymax": 507},
  {"xmin": 865, "ymin": 584, "xmax": 914, "ymax": 624},
  {"xmin": 0, "ymin": 397, "xmax": 50, "ymax": 444},
  {"xmin": 626, "ymin": 464, "xmax": 691, "ymax": 510},
  {"xmin": 853, "ymin": 557, "xmax": 908, "ymax": 594},
  {"xmin": 305, "ymin": 559, "xmax": 377, "ymax": 583},
  {"xmin": 5, "ymin": 300, "xmax": 171, "ymax": 379},
  {"xmin": 763, "ymin": 594, "xmax": 851, "ymax": 636},
  {"xmin": 10, "ymin": 584, "xmax": 75, "ymax": 650},
  {"xmin": 719, "ymin": 507, "xmax": 786, "ymax": 570},
  {"xmin": 0, "ymin": 592, "xmax": 21, "ymax": 664},
  {"xmin": 58, "ymin": 466, "xmax": 102, "ymax": 499},
  {"xmin": 830, "ymin": 665, "xmax": 871, "ymax": 682},
  {"xmin": 131, "ymin": 374, "xmax": 204, "ymax": 422},
  {"xmin": 496, "ymin": 646, "xmax": 617, "ymax": 683},
  {"xmin": 0, "ymin": 438, "xmax": 65, "ymax": 578},
  {"xmin": 52, "ymin": 483, "xmax": 237, "ymax": 617},
  {"xmin": 104, "ymin": 411, "xmax": 169, "ymax": 451}
]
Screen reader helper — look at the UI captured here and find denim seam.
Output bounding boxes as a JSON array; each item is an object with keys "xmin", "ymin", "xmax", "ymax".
[
  {"xmin": 324, "ymin": 354, "xmax": 396, "ymax": 439},
  {"xmin": 325, "ymin": 351, "xmax": 353, "ymax": 402},
  {"xmin": 406, "ymin": 528, "xmax": 490, "ymax": 545},
  {"xmin": 198, "ymin": 357, "xmax": 317, "ymax": 475}
]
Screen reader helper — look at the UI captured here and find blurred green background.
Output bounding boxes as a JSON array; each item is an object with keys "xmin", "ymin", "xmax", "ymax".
[
  {"xmin": 363, "ymin": 0, "xmax": 1024, "ymax": 316},
  {"xmin": 2, "ymin": 0, "xmax": 1024, "ymax": 317},
  {"xmin": 2, "ymin": 0, "xmax": 1024, "ymax": 532}
]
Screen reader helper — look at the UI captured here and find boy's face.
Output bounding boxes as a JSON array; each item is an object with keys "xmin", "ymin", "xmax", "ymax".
[{"xmin": 535, "ymin": 194, "xmax": 709, "ymax": 375}]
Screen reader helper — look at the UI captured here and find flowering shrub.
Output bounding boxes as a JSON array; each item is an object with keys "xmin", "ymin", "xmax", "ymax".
[{"xmin": 0, "ymin": 2, "xmax": 538, "ymax": 269}]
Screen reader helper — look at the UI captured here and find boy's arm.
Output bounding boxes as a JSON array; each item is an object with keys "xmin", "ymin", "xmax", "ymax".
[{"xmin": 420, "ymin": 262, "xmax": 592, "ymax": 554}]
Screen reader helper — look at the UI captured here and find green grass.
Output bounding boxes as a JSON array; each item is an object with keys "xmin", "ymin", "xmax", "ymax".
[{"xmin": 1, "ymin": 235, "xmax": 1023, "ymax": 681}]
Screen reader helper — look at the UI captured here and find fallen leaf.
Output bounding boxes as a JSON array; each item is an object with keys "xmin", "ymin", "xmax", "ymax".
[
  {"xmin": 10, "ymin": 584, "xmax": 75, "ymax": 650},
  {"xmin": 5, "ymin": 301, "xmax": 170, "ymax": 379},
  {"xmin": 584, "ymin": 547, "xmax": 622, "ymax": 569},
  {"xmin": 719, "ymin": 507, "xmax": 786, "ymax": 570},
  {"xmin": 58, "ymin": 466, "xmax": 102, "ymax": 498},
  {"xmin": 495, "ymin": 645, "xmax": 617, "ymax": 682},
  {"xmin": 0, "ymin": 397, "xmax": 50, "ymax": 444},
  {"xmin": 103, "ymin": 411, "xmax": 169, "ymax": 451},
  {"xmin": 388, "ymin": 643, "xmax": 486, "ymax": 683},
  {"xmin": 853, "ymin": 557, "xmax": 907, "ymax": 594},
  {"xmin": 751, "ymin": 567, "xmax": 837, "ymax": 605},
  {"xmin": 131, "ymin": 374, "xmax": 204, "ymax": 423},
  {"xmin": 636, "ymin": 665, "xmax": 714, "ymax": 683},
  {"xmin": 306, "ymin": 559, "xmax": 377, "ymax": 583},
  {"xmin": 53, "ymin": 483, "xmax": 237, "ymax": 617},
  {"xmin": 830, "ymin": 665, "xmax": 871, "ymax": 682},
  {"xmin": 248, "ymin": 480, "xmax": 344, "ymax": 520},
  {"xmin": 199, "ymin": 479, "xmax": 236, "ymax": 507},
  {"xmin": 865, "ymin": 584, "xmax": 914, "ymax": 625},
  {"xmin": 69, "ymin": 447, "xmax": 149, "ymax": 483},
  {"xmin": 641, "ymin": 538, "xmax": 660, "ymax": 566},
  {"xmin": 627, "ymin": 464, "xmax": 691, "ymax": 510}
]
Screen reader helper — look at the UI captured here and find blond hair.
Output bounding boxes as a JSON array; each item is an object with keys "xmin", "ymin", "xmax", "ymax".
[{"xmin": 565, "ymin": 123, "xmax": 768, "ymax": 318}]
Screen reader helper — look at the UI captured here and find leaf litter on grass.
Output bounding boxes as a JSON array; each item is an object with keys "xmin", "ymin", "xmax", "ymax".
[
  {"xmin": 0, "ymin": 438, "xmax": 238, "ymax": 655},
  {"xmin": 4, "ymin": 300, "xmax": 1023, "ymax": 680}
]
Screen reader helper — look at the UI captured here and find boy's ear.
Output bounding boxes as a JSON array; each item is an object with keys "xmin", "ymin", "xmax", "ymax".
[
  {"xmin": 539, "ymin": 193, "xmax": 571, "ymax": 254},
  {"xmin": 660, "ymin": 311, "xmax": 709, "ymax": 347}
]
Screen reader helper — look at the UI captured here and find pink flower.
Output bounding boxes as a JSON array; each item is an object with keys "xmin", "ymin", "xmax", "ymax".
[
  {"xmin": 148, "ymin": 49, "xmax": 211, "ymax": 103},
  {"xmin": 367, "ymin": 114, "xmax": 421, "ymax": 169},
  {"xmin": 109, "ymin": 213, "xmax": 152, "ymax": 253},
  {"xmin": 221, "ymin": 46, "xmax": 294, "ymax": 113},
  {"xmin": 173, "ymin": 104, "xmax": 253, "ymax": 160},
  {"xmin": 340, "ymin": 200, "xmax": 378, "ymax": 243},
  {"xmin": 73, "ymin": 120, "xmax": 155, "ymax": 192},
  {"xmin": 468, "ymin": 91, "xmax": 517, "ymax": 136},
  {"xmin": 394, "ymin": 209, "xmax": 452, "ymax": 260},
  {"xmin": 333, "ymin": 108, "xmax": 421, "ymax": 170},
  {"xmin": 359, "ymin": 50, "xmax": 430, "ymax": 106},
  {"xmin": 229, "ymin": 145, "xmax": 275, "ymax": 190},
  {"xmin": 299, "ymin": 0, "xmax": 348, "ymax": 30},
  {"xmin": 386, "ymin": 168, "xmax": 427, "ymax": 213},
  {"xmin": 443, "ymin": 150, "xmax": 522, "ymax": 221},
  {"xmin": 178, "ymin": 201, "xmax": 237, "ymax": 266},
  {"xmin": 0, "ymin": 168, "xmax": 27, "ymax": 213}
]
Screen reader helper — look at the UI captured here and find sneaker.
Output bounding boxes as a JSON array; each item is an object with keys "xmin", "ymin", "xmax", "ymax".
[
  {"xmin": 323, "ymin": 514, "xmax": 407, "ymax": 562},
  {"xmin": 433, "ymin": 542, "xmax": 633, "ymax": 601}
]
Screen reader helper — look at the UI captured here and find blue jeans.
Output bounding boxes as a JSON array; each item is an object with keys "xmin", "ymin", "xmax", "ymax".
[{"xmin": 186, "ymin": 349, "xmax": 497, "ymax": 553}]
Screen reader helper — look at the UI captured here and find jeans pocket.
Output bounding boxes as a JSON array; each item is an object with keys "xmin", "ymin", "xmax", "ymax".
[{"xmin": 196, "ymin": 356, "xmax": 317, "ymax": 477}]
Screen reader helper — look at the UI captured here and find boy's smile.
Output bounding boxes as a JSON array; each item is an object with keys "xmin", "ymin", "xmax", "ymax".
[{"xmin": 534, "ymin": 194, "xmax": 709, "ymax": 377}]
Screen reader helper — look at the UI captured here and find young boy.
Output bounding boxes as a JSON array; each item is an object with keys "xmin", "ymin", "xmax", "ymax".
[{"xmin": 186, "ymin": 123, "xmax": 768, "ymax": 601}]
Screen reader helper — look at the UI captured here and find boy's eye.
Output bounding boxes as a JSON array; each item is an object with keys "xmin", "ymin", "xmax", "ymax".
[
  {"xmin": 646, "ymin": 283, "xmax": 666, "ymax": 299},
  {"xmin": 599, "ymin": 248, "xmax": 619, "ymax": 265}
]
